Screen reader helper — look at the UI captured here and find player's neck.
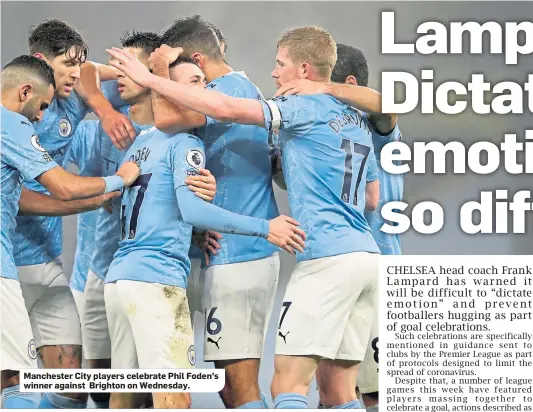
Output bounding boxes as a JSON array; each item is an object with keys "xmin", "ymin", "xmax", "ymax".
[
  {"xmin": 204, "ymin": 61, "xmax": 233, "ymax": 83},
  {"xmin": 1, "ymin": 94, "xmax": 21, "ymax": 113},
  {"xmin": 129, "ymin": 96, "xmax": 154, "ymax": 126}
]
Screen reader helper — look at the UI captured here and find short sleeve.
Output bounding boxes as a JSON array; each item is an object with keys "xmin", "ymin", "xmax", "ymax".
[
  {"xmin": 363, "ymin": 112, "xmax": 402, "ymax": 154},
  {"xmin": 261, "ymin": 95, "xmax": 315, "ymax": 136},
  {"xmin": 1, "ymin": 122, "xmax": 58, "ymax": 181},
  {"xmin": 63, "ymin": 120, "xmax": 102, "ymax": 176},
  {"xmin": 168, "ymin": 136, "xmax": 206, "ymax": 191},
  {"xmin": 366, "ymin": 151, "xmax": 379, "ymax": 182}
]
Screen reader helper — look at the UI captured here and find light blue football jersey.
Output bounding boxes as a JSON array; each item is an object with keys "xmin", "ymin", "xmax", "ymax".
[
  {"xmin": 13, "ymin": 82, "xmax": 120, "ymax": 267},
  {"xmin": 89, "ymin": 108, "xmax": 154, "ymax": 281},
  {"xmin": 62, "ymin": 120, "xmax": 101, "ymax": 292},
  {"xmin": 195, "ymin": 72, "xmax": 279, "ymax": 266},
  {"xmin": 106, "ymin": 129, "xmax": 205, "ymax": 288},
  {"xmin": 1, "ymin": 106, "xmax": 58, "ymax": 280},
  {"xmin": 262, "ymin": 94, "xmax": 380, "ymax": 262},
  {"xmin": 363, "ymin": 113, "xmax": 403, "ymax": 256}
]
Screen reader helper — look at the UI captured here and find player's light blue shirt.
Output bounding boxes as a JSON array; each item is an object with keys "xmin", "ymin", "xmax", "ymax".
[
  {"xmin": 262, "ymin": 94, "xmax": 380, "ymax": 262},
  {"xmin": 90, "ymin": 108, "xmax": 152, "ymax": 281},
  {"xmin": 13, "ymin": 82, "xmax": 120, "ymax": 267},
  {"xmin": 195, "ymin": 72, "xmax": 279, "ymax": 266},
  {"xmin": 106, "ymin": 129, "xmax": 204, "ymax": 288},
  {"xmin": 363, "ymin": 113, "xmax": 403, "ymax": 256},
  {"xmin": 1, "ymin": 106, "xmax": 58, "ymax": 280},
  {"xmin": 62, "ymin": 120, "xmax": 101, "ymax": 291}
]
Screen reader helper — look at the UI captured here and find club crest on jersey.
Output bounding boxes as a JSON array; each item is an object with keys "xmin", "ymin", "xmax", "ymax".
[
  {"xmin": 186, "ymin": 150, "xmax": 204, "ymax": 169},
  {"xmin": 187, "ymin": 345, "xmax": 196, "ymax": 365},
  {"xmin": 58, "ymin": 118, "xmax": 72, "ymax": 137},
  {"xmin": 28, "ymin": 339, "xmax": 37, "ymax": 359},
  {"xmin": 30, "ymin": 134, "xmax": 46, "ymax": 152}
]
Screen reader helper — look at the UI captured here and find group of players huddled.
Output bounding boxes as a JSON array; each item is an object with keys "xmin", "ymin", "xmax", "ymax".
[{"xmin": 1, "ymin": 15, "xmax": 402, "ymax": 410}]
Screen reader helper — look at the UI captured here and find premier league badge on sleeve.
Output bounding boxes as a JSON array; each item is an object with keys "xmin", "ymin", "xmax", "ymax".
[
  {"xmin": 186, "ymin": 150, "xmax": 205, "ymax": 169},
  {"xmin": 58, "ymin": 118, "xmax": 72, "ymax": 137}
]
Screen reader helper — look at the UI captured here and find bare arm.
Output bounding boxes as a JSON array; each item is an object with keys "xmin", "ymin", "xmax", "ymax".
[
  {"xmin": 365, "ymin": 180, "xmax": 380, "ymax": 211},
  {"xmin": 106, "ymin": 48, "xmax": 266, "ymax": 127},
  {"xmin": 76, "ymin": 61, "xmax": 136, "ymax": 149},
  {"xmin": 324, "ymin": 83, "xmax": 397, "ymax": 134},
  {"xmin": 150, "ymin": 58, "xmax": 206, "ymax": 134},
  {"xmin": 18, "ymin": 188, "xmax": 119, "ymax": 216}
]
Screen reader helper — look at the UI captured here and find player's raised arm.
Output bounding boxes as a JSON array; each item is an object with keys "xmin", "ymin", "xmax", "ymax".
[
  {"xmin": 76, "ymin": 61, "xmax": 136, "ymax": 149},
  {"xmin": 149, "ymin": 46, "xmax": 207, "ymax": 134},
  {"xmin": 18, "ymin": 188, "xmax": 119, "ymax": 216},
  {"xmin": 107, "ymin": 48, "xmax": 266, "ymax": 127}
]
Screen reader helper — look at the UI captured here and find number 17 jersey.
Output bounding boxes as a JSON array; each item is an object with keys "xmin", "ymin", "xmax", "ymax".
[{"xmin": 262, "ymin": 94, "xmax": 380, "ymax": 261}]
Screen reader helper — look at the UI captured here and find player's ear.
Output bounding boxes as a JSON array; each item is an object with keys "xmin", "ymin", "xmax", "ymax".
[
  {"xmin": 190, "ymin": 52, "xmax": 204, "ymax": 68},
  {"xmin": 32, "ymin": 52, "xmax": 48, "ymax": 64},
  {"xmin": 345, "ymin": 75, "xmax": 358, "ymax": 86},
  {"xmin": 19, "ymin": 84, "xmax": 33, "ymax": 102},
  {"xmin": 301, "ymin": 62, "xmax": 311, "ymax": 79}
]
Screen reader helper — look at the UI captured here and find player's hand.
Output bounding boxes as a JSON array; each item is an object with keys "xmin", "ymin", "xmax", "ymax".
[
  {"xmin": 106, "ymin": 47, "xmax": 153, "ymax": 88},
  {"xmin": 274, "ymin": 79, "xmax": 328, "ymax": 97},
  {"xmin": 92, "ymin": 191, "xmax": 120, "ymax": 212},
  {"xmin": 100, "ymin": 108, "xmax": 137, "ymax": 150},
  {"xmin": 116, "ymin": 161, "xmax": 141, "ymax": 186},
  {"xmin": 185, "ymin": 169, "xmax": 217, "ymax": 202},
  {"xmin": 149, "ymin": 45, "xmax": 184, "ymax": 69},
  {"xmin": 203, "ymin": 231, "xmax": 222, "ymax": 265},
  {"xmin": 267, "ymin": 216, "xmax": 306, "ymax": 255}
]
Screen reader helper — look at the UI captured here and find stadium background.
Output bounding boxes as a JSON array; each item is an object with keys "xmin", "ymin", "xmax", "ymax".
[{"xmin": 2, "ymin": 1, "xmax": 532, "ymax": 408}]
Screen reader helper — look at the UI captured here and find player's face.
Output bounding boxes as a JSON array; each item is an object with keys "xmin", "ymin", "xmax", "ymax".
[
  {"xmin": 112, "ymin": 48, "xmax": 150, "ymax": 103},
  {"xmin": 45, "ymin": 47, "xmax": 84, "ymax": 99},
  {"xmin": 21, "ymin": 84, "xmax": 54, "ymax": 123},
  {"xmin": 169, "ymin": 63, "xmax": 206, "ymax": 87},
  {"xmin": 271, "ymin": 47, "xmax": 301, "ymax": 88}
]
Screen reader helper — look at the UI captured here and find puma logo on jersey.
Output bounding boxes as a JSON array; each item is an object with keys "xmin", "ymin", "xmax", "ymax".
[{"xmin": 207, "ymin": 337, "xmax": 221, "ymax": 349}]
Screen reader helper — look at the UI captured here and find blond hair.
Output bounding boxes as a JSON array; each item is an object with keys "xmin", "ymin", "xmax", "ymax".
[{"xmin": 277, "ymin": 26, "xmax": 337, "ymax": 80}]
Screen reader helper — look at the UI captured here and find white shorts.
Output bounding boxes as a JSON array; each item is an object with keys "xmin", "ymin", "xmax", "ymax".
[
  {"xmin": 71, "ymin": 289, "xmax": 85, "ymax": 316},
  {"xmin": 275, "ymin": 252, "xmax": 378, "ymax": 361},
  {"xmin": 80, "ymin": 270, "xmax": 111, "ymax": 360},
  {"xmin": 1, "ymin": 278, "xmax": 38, "ymax": 371},
  {"xmin": 186, "ymin": 258, "xmax": 204, "ymax": 325},
  {"xmin": 105, "ymin": 280, "xmax": 195, "ymax": 369},
  {"xmin": 203, "ymin": 253, "xmax": 280, "ymax": 361},
  {"xmin": 357, "ymin": 320, "xmax": 379, "ymax": 394},
  {"xmin": 17, "ymin": 256, "xmax": 82, "ymax": 348}
]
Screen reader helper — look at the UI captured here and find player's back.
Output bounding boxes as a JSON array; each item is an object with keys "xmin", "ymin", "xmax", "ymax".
[
  {"xmin": 195, "ymin": 72, "xmax": 279, "ymax": 265},
  {"xmin": 273, "ymin": 94, "xmax": 380, "ymax": 261},
  {"xmin": 1, "ymin": 106, "xmax": 57, "ymax": 279},
  {"xmin": 363, "ymin": 114, "xmax": 403, "ymax": 255},
  {"xmin": 106, "ymin": 129, "xmax": 203, "ymax": 289}
]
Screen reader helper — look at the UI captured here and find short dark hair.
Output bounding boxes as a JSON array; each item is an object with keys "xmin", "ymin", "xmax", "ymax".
[
  {"xmin": 206, "ymin": 21, "xmax": 227, "ymax": 53},
  {"xmin": 161, "ymin": 15, "xmax": 223, "ymax": 61},
  {"xmin": 28, "ymin": 19, "xmax": 88, "ymax": 63},
  {"xmin": 2, "ymin": 55, "xmax": 56, "ymax": 90},
  {"xmin": 120, "ymin": 31, "xmax": 161, "ymax": 55},
  {"xmin": 331, "ymin": 44, "xmax": 368, "ymax": 86},
  {"xmin": 169, "ymin": 55, "xmax": 199, "ymax": 69}
]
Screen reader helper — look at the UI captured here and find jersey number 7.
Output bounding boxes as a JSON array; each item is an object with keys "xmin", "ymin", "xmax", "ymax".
[
  {"xmin": 121, "ymin": 173, "xmax": 152, "ymax": 239},
  {"xmin": 340, "ymin": 138, "xmax": 370, "ymax": 206}
]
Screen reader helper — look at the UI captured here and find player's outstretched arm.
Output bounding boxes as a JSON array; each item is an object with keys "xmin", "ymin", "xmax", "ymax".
[
  {"xmin": 18, "ymin": 188, "xmax": 119, "ymax": 217},
  {"xmin": 76, "ymin": 61, "xmax": 136, "ymax": 150},
  {"xmin": 36, "ymin": 161, "xmax": 140, "ymax": 201},
  {"xmin": 149, "ymin": 48, "xmax": 207, "ymax": 134},
  {"xmin": 176, "ymin": 186, "xmax": 306, "ymax": 255},
  {"xmin": 276, "ymin": 79, "xmax": 397, "ymax": 134},
  {"xmin": 107, "ymin": 48, "xmax": 265, "ymax": 127}
]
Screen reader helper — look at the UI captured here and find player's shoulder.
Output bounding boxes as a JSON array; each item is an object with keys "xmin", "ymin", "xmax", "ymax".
[
  {"xmin": 1, "ymin": 107, "xmax": 36, "ymax": 136},
  {"xmin": 208, "ymin": 71, "xmax": 260, "ymax": 97},
  {"xmin": 167, "ymin": 131, "xmax": 204, "ymax": 150}
]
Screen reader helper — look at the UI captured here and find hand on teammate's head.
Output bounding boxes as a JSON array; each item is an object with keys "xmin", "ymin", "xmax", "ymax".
[{"xmin": 149, "ymin": 45, "xmax": 183, "ymax": 69}]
